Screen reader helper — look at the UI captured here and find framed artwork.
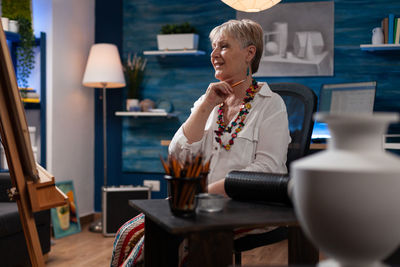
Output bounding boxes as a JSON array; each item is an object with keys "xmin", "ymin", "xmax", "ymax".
[
  {"xmin": 51, "ymin": 180, "xmax": 81, "ymax": 238},
  {"xmin": 237, "ymin": 1, "xmax": 334, "ymax": 77}
]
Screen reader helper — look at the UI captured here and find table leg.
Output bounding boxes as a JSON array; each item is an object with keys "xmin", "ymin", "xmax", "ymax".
[
  {"xmin": 288, "ymin": 226, "xmax": 319, "ymax": 264},
  {"xmin": 188, "ymin": 230, "xmax": 233, "ymax": 267},
  {"xmin": 144, "ymin": 218, "xmax": 181, "ymax": 267}
]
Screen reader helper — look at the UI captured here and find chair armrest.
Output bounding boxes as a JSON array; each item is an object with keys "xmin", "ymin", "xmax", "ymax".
[
  {"xmin": 225, "ymin": 171, "xmax": 291, "ymax": 206},
  {"xmin": 0, "ymin": 172, "xmax": 12, "ymax": 202}
]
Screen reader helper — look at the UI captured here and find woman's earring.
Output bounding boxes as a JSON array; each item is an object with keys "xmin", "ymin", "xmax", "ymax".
[{"xmin": 246, "ymin": 66, "xmax": 250, "ymax": 76}]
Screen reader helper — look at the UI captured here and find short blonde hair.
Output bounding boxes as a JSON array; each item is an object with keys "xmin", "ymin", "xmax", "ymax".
[{"xmin": 209, "ymin": 19, "xmax": 264, "ymax": 74}]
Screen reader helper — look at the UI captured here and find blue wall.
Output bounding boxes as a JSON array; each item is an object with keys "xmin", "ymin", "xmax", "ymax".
[
  {"xmin": 121, "ymin": 0, "xmax": 233, "ymax": 174},
  {"xmin": 95, "ymin": 0, "xmax": 400, "ymax": 210}
]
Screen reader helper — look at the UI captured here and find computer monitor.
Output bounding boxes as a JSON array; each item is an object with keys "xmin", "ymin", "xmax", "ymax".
[{"xmin": 311, "ymin": 81, "xmax": 377, "ymax": 140}]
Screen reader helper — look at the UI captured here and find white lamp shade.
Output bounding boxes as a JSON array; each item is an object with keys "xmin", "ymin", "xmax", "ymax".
[
  {"xmin": 82, "ymin": 43, "xmax": 126, "ymax": 88},
  {"xmin": 222, "ymin": 0, "xmax": 281, "ymax": 12}
]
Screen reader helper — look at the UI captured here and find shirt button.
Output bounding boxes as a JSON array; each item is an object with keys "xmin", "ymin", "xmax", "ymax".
[{"xmin": 214, "ymin": 147, "xmax": 218, "ymax": 150}]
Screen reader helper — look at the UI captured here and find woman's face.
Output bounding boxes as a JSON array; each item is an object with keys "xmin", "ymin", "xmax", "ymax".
[{"xmin": 211, "ymin": 34, "xmax": 249, "ymax": 83}]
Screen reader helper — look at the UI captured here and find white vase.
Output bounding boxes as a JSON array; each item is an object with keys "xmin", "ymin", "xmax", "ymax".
[
  {"xmin": 372, "ymin": 27, "xmax": 384, "ymax": 45},
  {"xmin": 291, "ymin": 112, "xmax": 400, "ymax": 267}
]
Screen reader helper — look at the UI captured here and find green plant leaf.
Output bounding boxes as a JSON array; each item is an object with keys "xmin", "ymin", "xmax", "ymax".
[
  {"xmin": 2, "ymin": 0, "xmax": 35, "ymax": 89},
  {"xmin": 160, "ymin": 22, "xmax": 197, "ymax": 34},
  {"xmin": 123, "ymin": 53, "xmax": 147, "ymax": 99},
  {"xmin": 16, "ymin": 17, "xmax": 35, "ymax": 88}
]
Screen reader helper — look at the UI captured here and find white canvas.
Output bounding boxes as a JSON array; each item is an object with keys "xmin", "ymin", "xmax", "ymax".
[{"xmin": 237, "ymin": 1, "xmax": 334, "ymax": 77}]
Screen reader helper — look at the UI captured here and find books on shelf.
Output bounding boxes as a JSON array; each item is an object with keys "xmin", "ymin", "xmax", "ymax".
[
  {"xmin": 18, "ymin": 87, "xmax": 40, "ymax": 104},
  {"xmin": 18, "ymin": 87, "xmax": 37, "ymax": 93},
  {"xmin": 388, "ymin": 14, "xmax": 395, "ymax": 44},
  {"xmin": 382, "ymin": 17, "xmax": 389, "ymax": 44},
  {"xmin": 381, "ymin": 15, "xmax": 400, "ymax": 45},
  {"xmin": 21, "ymin": 98, "xmax": 40, "ymax": 103}
]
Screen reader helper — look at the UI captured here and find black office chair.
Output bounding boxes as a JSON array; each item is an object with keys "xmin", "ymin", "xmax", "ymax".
[{"xmin": 226, "ymin": 82, "xmax": 317, "ymax": 266}]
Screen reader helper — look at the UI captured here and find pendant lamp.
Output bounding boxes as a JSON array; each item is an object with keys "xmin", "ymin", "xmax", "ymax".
[{"xmin": 222, "ymin": 0, "xmax": 281, "ymax": 12}]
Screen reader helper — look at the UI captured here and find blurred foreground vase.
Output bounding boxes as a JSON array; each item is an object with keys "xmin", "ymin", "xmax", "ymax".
[{"xmin": 291, "ymin": 112, "xmax": 400, "ymax": 267}]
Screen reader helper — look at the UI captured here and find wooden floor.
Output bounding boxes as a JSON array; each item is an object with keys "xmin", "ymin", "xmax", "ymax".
[
  {"xmin": 45, "ymin": 222, "xmax": 115, "ymax": 267},
  {"xmin": 242, "ymin": 240, "xmax": 289, "ymax": 266},
  {"xmin": 45, "ymin": 220, "xmax": 289, "ymax": 266}
]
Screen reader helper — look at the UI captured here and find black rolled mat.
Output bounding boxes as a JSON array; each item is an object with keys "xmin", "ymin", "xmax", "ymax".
[{"xmin": 225, "ymin": 171, "xmax": 292, "ymax": 206}]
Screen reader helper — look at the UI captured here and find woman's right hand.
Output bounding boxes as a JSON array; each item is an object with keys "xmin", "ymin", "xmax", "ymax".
[
  {"xmin": 204, "ymin": 81, "xmax": 233, "ymax": 107},
  {"xmin": 181, "ymin": 81, "xmax": 233, "ymax": 144}
]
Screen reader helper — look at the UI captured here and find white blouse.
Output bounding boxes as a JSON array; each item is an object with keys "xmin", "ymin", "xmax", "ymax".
[{"xmin": 168, "ymin": 82, "xmax": 291, "ymax": 185}]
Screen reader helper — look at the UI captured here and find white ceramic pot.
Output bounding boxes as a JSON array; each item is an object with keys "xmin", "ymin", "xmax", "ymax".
[
  {"xmin": 8, "ymin": 20, "xmax": 19, "ymax": 33},
  {"xmin": 126, "ymin": 99, "xmax": 140, "ymax": 112},
  {"xmin": 291, "ymin": 112, "xmax": 400, "ymax": 267},
  {"xmin": 157, "ymin": 33, "xmax": 199, "ymax": 50},
  {"xmin": 1, "ymin": 17, "xmax": 9, "ymax": 31}
]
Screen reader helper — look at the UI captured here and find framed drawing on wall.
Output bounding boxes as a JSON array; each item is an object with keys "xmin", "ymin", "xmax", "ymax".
[
  {"xmin": 51, "ymin": 180, "xmax": 81, "ymax": 238},
  {"xmin": 237, "ymin": 1, "xmax": 334, "ymax": 77}
]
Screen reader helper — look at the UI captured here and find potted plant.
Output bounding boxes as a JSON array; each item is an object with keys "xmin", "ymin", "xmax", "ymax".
[
  {"xmin": 124, "ymin": 53, "xmax": 147, "ymax": 111},
  {"xmin": 157, "ymin": 22, "xmax": 199, "ymax": 51},
  {"xmin": 1, "ymin": 0, "xmax": 35, "ymax": 91},
  {"xmin": 15, "ymin": 17, "xmax": 35, "ymax": 90}
]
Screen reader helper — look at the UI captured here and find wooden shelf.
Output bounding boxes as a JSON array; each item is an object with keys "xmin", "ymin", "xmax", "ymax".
[
  {"xmin": 143, "ymin": 50, "xmax": 206, "ymax": 56},
  {"xmin": 360, "ymin": 44, "xmax": 400, "ymax": 51},
  {"xmin": 309, "ymin": 143, "xmax": 327, "ymax": 150},
  {"xmin": 115, "ymin": 111, "xmax": 177, "ymax": 117},
  {"xmin": 5, "ymin": 31, "xmax": 42, "ymax": 45},
  {"xmin": 161, "ymin": 140, "xmax": 171, "ymax": 146}
]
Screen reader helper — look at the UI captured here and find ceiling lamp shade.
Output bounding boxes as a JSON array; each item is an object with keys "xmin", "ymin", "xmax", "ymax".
[
  {"xmin": 82, "ymin": 43, "xmax": 126, "ymax": 88},
  {"xmin": 221, "ymin": 0, "xmax": 281, "ymax": 12}
]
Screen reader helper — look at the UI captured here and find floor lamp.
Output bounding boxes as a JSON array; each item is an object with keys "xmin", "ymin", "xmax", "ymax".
[{"xmin": 82, "ymin": 43, "xmax": 126, "ymax": 233}]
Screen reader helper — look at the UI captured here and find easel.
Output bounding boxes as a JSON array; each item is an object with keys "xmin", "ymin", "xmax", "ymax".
[{"xmin": 0, "ymin": 23, "xmax": 67, "ymax": 266}]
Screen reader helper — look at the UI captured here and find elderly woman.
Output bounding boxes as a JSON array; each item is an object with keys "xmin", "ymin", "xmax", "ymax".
[
  {"xmin": 111, "ymin": 19, "xmax": 290, "ymax": 267},
  {"xmin": 169, "ymin": 19, "xmax": 290, "ymax": 195}
]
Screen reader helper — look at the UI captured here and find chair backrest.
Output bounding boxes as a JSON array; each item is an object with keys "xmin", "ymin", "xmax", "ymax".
[{"xmin": 269, "ymin": 83, "xmax": 317, "ymax": 171}]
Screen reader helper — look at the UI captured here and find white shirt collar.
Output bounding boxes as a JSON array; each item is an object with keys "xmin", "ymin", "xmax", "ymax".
[{"xmin": 257, "ymin": 82, "xmax": 273, "ymax": 97}]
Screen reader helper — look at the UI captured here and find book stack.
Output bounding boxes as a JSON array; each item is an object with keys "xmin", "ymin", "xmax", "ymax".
[
  {"xmin": 19, "ymin": 87, "xmax": 40, "ymax": 103},
  {"xmin": 381, "ymin": 14, "xmax": 400, "ymax": 44}
]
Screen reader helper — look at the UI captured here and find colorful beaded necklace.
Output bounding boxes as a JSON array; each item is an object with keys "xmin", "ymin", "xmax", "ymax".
[{"xmin": 214, "ymin": 79, "xmax": 258, "ymax": 151}]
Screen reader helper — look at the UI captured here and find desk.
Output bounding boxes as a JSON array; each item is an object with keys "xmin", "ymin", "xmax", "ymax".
[
  {"xmin": 162, "ymin": 140, "xmax": 329, "ymax": 150},
  {"xmin": 129, "ymin": 199, "xmax": 318, "ymax": 267}
]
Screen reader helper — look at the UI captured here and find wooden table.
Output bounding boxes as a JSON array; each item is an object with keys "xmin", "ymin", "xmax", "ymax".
[{"xmin": 129, "ymin": 199, "xmax": 318, "ymax": 267}]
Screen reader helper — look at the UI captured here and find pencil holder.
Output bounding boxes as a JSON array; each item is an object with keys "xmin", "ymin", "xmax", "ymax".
[{"xmin": 164, "ymin": 175, "xmax": 201, "ymax": 217}]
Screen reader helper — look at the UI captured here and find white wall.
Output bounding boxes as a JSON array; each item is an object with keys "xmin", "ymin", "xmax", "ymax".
[{"xmin": 33, "ymin": 0, "xmax": 95, "ymax": 216}]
